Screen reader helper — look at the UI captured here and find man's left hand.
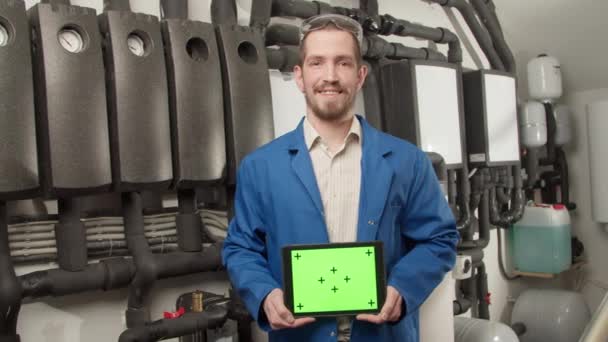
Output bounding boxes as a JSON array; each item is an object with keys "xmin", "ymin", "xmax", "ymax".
[{"xmin": 356, "ymin": 286, "xmax": 403, "ymax": 324}]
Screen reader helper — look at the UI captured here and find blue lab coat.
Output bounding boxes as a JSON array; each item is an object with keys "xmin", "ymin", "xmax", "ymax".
[{"xmin": 222, "ymin": 116, "xmax": 458, "ymax": 342}]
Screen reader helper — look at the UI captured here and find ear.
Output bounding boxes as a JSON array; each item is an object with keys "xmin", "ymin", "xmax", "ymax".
[
  {"xmin": 293, "ymin": 64, "xmax": 305, "ymax": 93},
  {"xmin": 356, "ymin": 63, "xmax": 369, "ymax": 91}
]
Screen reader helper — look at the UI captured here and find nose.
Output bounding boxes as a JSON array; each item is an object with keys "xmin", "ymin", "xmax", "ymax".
[{"xmin": 322, "ymin": 64, "xmax": 338, "ymax": 83}]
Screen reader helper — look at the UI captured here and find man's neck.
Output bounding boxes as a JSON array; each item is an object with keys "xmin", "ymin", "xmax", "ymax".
[{"xmin": 307, "ymin": 112, "xmax": 355, "ymax": 152}]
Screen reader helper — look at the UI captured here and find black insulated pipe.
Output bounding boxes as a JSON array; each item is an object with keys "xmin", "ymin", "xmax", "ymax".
[
  {"xmin": 266, "ymin": 46, "xmax": 300, "ymax": 72},
  {"xmin": 376, "ymin": 14, "xmax": 462, "ymax": 64},
  {"xmin": 271, "ymin": 0, "xmax": 333, "ymax": 18},
  {"xmin": 448, "ymin": 170, "xmax": 457, "ymax": 209},
  {"xmin": 160, "ymin": 0, "xmax": 187, "ymax": 19},
  {"xmin": 470, "ymin": 0, "xmax": 515, "ymax": 74},
  {"xmin": 250, "ymin": 0, "xmax": 273, "ymax": 32},
  {"xmin": 555, "ymin": 148, "xmax": 576, "ymax": 210},
  {"xmin": 55, "ymin": 197, "xmax": 87, "ymax": 271},
  {"xmin": 211, "ymin": 0, "xmax": 237, "ymax": 26},
  {"xmin": 456, "ymin": 167, "xmax": 472, "ymax": 231},
  {"xmin": 103, "ymin": 0, "xmax": 130, "ymax": 11},
  {"xmin": 458, "ymin": 185, "xmax": 490, "ymax": 250},
  {"xmin": 476, "ymin": 262, "xmax": 490, "ymax": 319},
  {"xmin": 265, "ymin": 24, "xmax": 300, "ymax": 46},
  {"xmin": 363, "ymin": 35, "xmax": 447, "ymax": 62},
  {"xmin": 41, "ymin": 0, "xmax": 70, "ymax": 4},
  {"xmin": 489, "ymin": 165, "xmax": 525, "ymax": 228},
  {"xmin": 176, "ymin": 189, "xmax": 202, "ymax": 252},
  {"xmin": 20, "ymin": 243, "xmax": 223, "ymax": 300},
  {"xmin": 0, "ymin": 201, "xmax": 22, "ymax": 342},
  {"xmin": 426, "ymin": 0, "xmax": 505, "ymax": 71},
  {"xmin": 123, "ymin": 192, "xmax": 158, "ymax": 328},
  {"xmin": 118, "ymin": 307, "xmax": 228, "ymax": 342}
]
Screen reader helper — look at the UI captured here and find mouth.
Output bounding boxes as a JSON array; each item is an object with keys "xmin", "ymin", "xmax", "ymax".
[{"xmin": 316, "ymin": 88, "xmax": 343, "ymax": 96}]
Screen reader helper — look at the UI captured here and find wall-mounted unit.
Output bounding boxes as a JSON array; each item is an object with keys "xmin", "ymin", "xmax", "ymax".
[
  {"xmin": 0, "ymin": 0, "xmax": 38, "ymax": 200},
  {"xmin": 380, "ymin": 60, "xmax": 465, "ymax": 168},
  {"xmin": 29, "ymin": 0, "xmax": 112, "ymax": 196},
  {"xmin": 463, "ymin": 70, "xmax": 520, "ymax": 166}
]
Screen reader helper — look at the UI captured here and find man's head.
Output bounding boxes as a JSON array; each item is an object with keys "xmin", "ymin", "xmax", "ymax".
[{"xmin": 294, "ymin": 14, "xmax": 368, "ymax": 123}]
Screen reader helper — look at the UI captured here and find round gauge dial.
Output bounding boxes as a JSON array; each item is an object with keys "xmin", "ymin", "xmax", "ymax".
[
  {"xmin": 0, "ymin": 23, "xmax": 10, "ymax": 47},
  {"xmin": 58, "ymin": 29, "xmax": 84, "ymax": 53},
  {"xmin": 127, "ymin": 33, "xmax": 145, "ymax": 57}
]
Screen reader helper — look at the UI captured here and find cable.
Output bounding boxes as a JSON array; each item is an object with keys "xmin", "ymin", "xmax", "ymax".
[{"xmin": 497, "ymin": 228, "xmax": 520, "ymax": 280}]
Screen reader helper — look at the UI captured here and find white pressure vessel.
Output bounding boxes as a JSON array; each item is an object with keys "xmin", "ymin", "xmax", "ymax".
[
  {"xmin": 454, "ymin": 317, "xmax": 519, "ymax": 342},
  {"xmin": 554, "ymin": 103, "xmax": 572, "ymax": 145},
  {"xmin": 528, "ymin": 54, "xmax": 562, "ymax": 101},
  {"xmin": 519, "ymin": 101, "xmax": 547, "ymax": 148}
]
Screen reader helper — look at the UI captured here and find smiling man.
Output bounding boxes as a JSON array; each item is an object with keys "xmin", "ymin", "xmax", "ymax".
[{"xmin": 222, "ymin": 14, "xmax": 458, "ymax": 342}]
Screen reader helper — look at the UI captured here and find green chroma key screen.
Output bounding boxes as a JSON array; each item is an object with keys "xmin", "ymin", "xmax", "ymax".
[{"xmin": 282, "ymin": 241, "xmax": 386, "ymax": 317}]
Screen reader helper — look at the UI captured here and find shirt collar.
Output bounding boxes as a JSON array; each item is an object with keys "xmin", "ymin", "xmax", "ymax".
[{"xmin": 303, "ymin": 115, "xmax": 362, "ymax": 151}]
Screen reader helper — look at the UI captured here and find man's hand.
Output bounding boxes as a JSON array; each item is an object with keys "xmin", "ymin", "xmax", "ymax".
[
  {"xmin": 356, "ymin": 286, "xmax": 403, "ymax": 324},
  {"xmin": 263, "ymin": 288, "xmax": 316, "ymax": 330}
]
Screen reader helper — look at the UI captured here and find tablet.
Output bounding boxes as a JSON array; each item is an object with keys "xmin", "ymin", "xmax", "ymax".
[{"xmin": 282, "ymin": 241, "xmax": 386, "ymax": 317}]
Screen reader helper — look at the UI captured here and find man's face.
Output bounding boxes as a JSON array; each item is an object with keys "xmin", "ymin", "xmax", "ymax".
[{"xmin": 294, "ymin": 28, "xmax": 368, "ymax": 122}]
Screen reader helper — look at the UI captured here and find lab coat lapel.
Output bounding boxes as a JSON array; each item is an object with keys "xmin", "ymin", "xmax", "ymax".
[{"xmin": 357, "ymin": 117, "xmax": 394, "ymax": 242}]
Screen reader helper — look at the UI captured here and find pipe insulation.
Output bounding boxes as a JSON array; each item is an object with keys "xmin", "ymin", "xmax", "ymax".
[
  {"xmin": 160, "ymin": 0, "xmax": 187, "ymax": 19},
  {"xmin": 0, "ymin": 202, "xmax": 22, "ymax": 341},
  {"xmin": 211, "ymin": 0, "xmax": 237, "ymax": 26},
  {"xmin": 470, "ymin": 0, "xmax": 515, "ymax": 74},
  {"xmin": 425, "ymin": 0, "xmax": 505, "ymax": 71}
]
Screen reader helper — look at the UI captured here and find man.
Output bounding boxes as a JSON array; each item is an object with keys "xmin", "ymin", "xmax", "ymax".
[{"xmin": 222, "ymin": 14, "xmax": 458, "ymax": 342}]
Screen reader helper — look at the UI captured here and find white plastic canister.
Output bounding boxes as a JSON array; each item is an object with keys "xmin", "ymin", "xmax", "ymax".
[
  {"xmin": 519, "ymin": 101, "xmax": 547, "ymax": 148},
  {"xmin": 528, "ymin": 54, "xmax": 562, "ymax": 101}
]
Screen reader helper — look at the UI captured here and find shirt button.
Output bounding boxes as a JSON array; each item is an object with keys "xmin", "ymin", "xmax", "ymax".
[
  {"xmin": 368, "ymin": 220, "xmax": 375, "ymax": 225},
  {"xmin": 330, "ymin": 331, "xmax": 336, "ymax": 336}
]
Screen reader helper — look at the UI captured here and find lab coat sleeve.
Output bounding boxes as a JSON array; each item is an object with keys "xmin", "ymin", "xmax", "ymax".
[
  {"xmin": 222, "ymin": 158, "xmax": 280, "ymax": 329},
  {"xmin": 387, "ymin": 151, "xmax": 459, "ymax": 316}
]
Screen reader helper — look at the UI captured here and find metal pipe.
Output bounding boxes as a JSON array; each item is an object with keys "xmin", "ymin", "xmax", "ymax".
[
  {"xmin": 41, "ymin": 0, "xmax": 70, "ymax": 4},
  {"xmin": 470, "ymin": 0, "xmax": 515, "ymax": 74},
  {"xmin": 160, "ymin": 0, "xmax": 188, "ymax": 19},
  {"xmin": 103, "ymin": 0, "xmax": 131, "ymax": 11},
  {"xmin": 55, "ymin": 197, "xmax": 87, "ymax": 271},
  {"xmin": 118, "ymin": 308, "xmax": 228, "ymax": 342},
  {"xmin": 123, "ymin": 192, "xmax": 158, "ymax": 328},
  {"xmin": 0, "ymin": 201, "xmax": 22, "ymax": 341},
  {"xmin": 425, "ymin": 0, "xmax": 505, "ymax": 71},
  {"xmin": 266, "ymin": 46, "xmax": 300, "ymax": 72},
  {"xmin": 211, "ymin": 0, "xmax": 237, "ymax": 26}
]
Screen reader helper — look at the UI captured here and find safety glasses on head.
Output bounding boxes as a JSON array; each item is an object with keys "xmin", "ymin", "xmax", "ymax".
[{"xmin": 300, "ymin": 14, "xmax": 363, "ymax": 46}]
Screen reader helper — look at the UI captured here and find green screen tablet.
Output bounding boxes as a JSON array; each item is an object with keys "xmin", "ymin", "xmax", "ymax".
[{"xmin": 282, "ymin": 241, "xmax": 386, "ymax": 318}]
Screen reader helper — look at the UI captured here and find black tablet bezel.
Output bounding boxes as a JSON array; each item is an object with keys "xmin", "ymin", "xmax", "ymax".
[{"xmin": 281, "ymin": 241, "xmax": 386, "ymax": 318}]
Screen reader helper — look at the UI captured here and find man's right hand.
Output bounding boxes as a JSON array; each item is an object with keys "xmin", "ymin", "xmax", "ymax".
[{"xmin": 263, "ymin": 288, "xmax": 316, "ymax": 330}]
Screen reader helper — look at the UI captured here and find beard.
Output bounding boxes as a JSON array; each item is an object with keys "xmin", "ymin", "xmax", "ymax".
[{"xmin": 304, "ymin": 83, "xmax": 356, "ymax": 122}]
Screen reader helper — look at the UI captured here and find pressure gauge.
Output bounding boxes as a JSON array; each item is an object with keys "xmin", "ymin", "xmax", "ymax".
[
  {"xmin": 58, "ymin": 28, "xmax": 84, "ymax": 53},
  {"xmin": 127, "ymin": 33, "xmax": 145, "ymax": 57},
  {"xmin": 0, "ymin": 23, "xmax": 9, "ymax": 47}
]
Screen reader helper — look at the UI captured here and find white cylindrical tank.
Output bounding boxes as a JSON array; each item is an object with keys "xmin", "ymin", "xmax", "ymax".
[
  {"xmin": 419, "ymin": 272, "xmax": 454, "ymax": 342},
  {"xmin": 519, "ymin": 101, "xmax": 547, "ymax": 148},
  {"xmin": 587, "ymin": 100, "xmax": 608, "ymax": 223},
  {"xmin": 528, "ymin": 54, "xmax": 562, "ymax": 101},
  {"xmin": 454, "ymin": 317, "xmax": 519, "ymax": 342},
  {"xmin": 554, "ymin": 104, "xmax": 572, "ymax": 145},
  {"xmin": 511, "ymin": 289, "xmax": 590, "ymax": 342}
]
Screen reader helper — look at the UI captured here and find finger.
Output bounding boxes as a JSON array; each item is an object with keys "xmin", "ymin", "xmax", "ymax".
[
  {"xmin": 292, "ymin": 317, "xmax": 316, "ymax": 328},
  {"xmin": 267, "ymin": 301, "xmax": 294, "ymax": 329},
  {"xmin": 386, "ymin": 299, "xmax": 402, "ymax": 322},
  {"xmin": 379, "ymin": 294, "xmax": 397, "ymax": 321},
  {"xmin": 356, "ymin": 313, "xmax": 385, "ymax": 324}
]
